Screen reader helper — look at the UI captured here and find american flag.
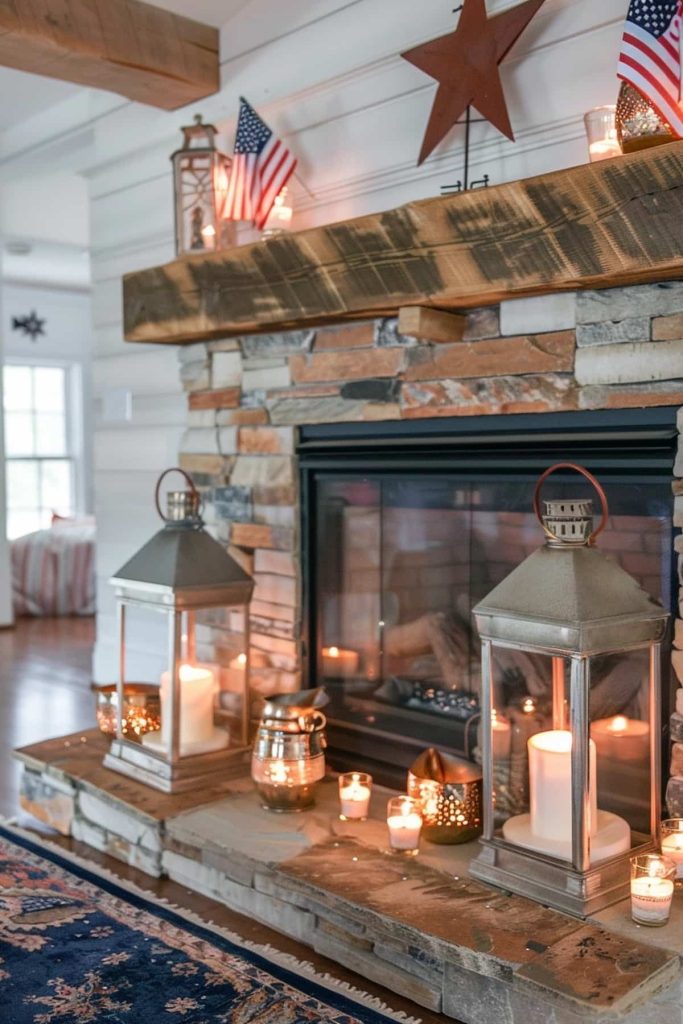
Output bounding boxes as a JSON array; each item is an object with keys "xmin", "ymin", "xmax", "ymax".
[
  {"xmin": 223, "ymin": 97, "xmax": 297, "ymax": 230},
  {"xmin": 618, "ymin": 0, "xmax": 683, "ymax": 137}
]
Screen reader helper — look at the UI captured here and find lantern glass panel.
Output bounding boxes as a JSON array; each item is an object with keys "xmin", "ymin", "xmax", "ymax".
[
  {"xmin": 589, "ymin": 647, "xmax": 652, "ymax": 838},
  {"xmin": 175, "ymin": 151, "xmax": 224, "ymax": 255},
  {"xmin": 489, "ymin": 651, "xmax": 551, "ymax": 835},
  {"xmin": 490, "ymin": 647, "xmax": 653, "ymax": 866}
]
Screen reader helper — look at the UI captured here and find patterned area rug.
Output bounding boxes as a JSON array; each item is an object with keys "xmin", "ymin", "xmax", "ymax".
[{"xmin": 0, "ymin": 824, "xmax": 419, "ymax": 1024}]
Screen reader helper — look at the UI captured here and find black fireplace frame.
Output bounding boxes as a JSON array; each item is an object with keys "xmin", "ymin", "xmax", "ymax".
[{"xmin": 299, "ymin": 407, "xmax": 680, "ymax": 788}]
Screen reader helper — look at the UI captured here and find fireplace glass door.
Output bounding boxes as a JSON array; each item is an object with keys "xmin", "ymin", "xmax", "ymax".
[{"xmin": 306, "ymin": 441, "xmax": 675, "ymax": 786}]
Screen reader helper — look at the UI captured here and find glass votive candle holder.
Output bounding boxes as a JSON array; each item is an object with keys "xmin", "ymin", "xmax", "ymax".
[
  {"xmin": 661, "ymin": 820, "xmax": 683, "ymax": 880},
  {"xmin": 338, "ymin": 772, "xmax": 372, "ymax": 820},
  {"xmin": 630, "ymin": 854, "xmax": 676, "ymax": 927},
  {"xmin": 583, "ymin": 105, "xmax": 620, "ymax": 162},
  {"xmin": 386, "ymin": 796, "xmax": 422, "ymax": 855}
]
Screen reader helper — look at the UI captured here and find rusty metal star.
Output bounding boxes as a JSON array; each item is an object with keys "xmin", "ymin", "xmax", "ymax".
[{"xmin": 402, "ymin": 0, "xmax": 546, "ymax": 165}]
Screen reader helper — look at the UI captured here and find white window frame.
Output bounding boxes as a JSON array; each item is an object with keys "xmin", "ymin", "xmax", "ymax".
[{"xmin": 3, "ymin": 356, "xmax": 84, "ymax": 533}]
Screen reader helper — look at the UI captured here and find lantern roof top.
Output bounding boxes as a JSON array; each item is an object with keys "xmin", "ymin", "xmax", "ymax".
[
  {"xmin": 111, "ymin": 523, "xmax": 253, "ymax": 609},
  {"xmin": 473, "ymin": 543, "xmax": 668, "ymax": 655}
]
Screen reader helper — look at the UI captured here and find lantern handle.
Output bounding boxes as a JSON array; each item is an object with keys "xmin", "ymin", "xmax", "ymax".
[
  {"xmin": 154, "ymin": 467, "xmax": 201, "ymax": 522},
  {"xmin": 532, "ymin": 462, "xmax": 609, "ymax": 544}
]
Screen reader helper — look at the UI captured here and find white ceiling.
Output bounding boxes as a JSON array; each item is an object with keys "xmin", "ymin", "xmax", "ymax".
[
  {"xmin": 150, "ymin": 0, "xmax": 252, "ymax": 28},
  {"xmin": 0, "ymin": 66, "xmax": 81, "ymax": 132}
]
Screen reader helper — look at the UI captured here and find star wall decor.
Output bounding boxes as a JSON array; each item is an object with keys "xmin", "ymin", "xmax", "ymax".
[
  {"xmin": 12, "ymin": 311, "xmax": 46, "ymax": 341},
  {"xmin": 402, "ymin": 0, "xmax": 546, "ymax": 165}
]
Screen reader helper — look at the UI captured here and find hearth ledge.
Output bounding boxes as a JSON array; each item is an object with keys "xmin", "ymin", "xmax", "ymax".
[{"xmin": 14, "ymin": 729, "xmax": 683, "ymax": 1023}]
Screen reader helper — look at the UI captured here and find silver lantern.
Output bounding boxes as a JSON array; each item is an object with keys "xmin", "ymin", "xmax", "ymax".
[
  {"xmin": 470, "ymin": 463, "xmax": 668, "ymax": 916},
  {"xmin": 104, "ymin": 468, "xmax": 254, "ymax": 793}
]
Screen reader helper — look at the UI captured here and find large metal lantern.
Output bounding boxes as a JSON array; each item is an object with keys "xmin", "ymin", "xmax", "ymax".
[
  {"xmin": 171, "ymin": 114, "xmax": 232, "ymax": 256},
  {"xmin": 470, "ymin": 463, "xmax": 669, "ymax": 916},
  {"xmin": 104, "ymin": 469, "xmax": 254, "ymax": 793}
]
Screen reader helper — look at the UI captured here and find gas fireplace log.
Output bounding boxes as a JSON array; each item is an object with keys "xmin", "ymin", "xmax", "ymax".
[
  {"xmin": 384, "ymin": 611, "xmax": 471, "ymax": 692},
  {"xmin": 123, "ymin": 142, "xmax": 683, "ymax": 344},
  {"xmin": 384, "ymin": 612, "xmax": 646, "ymax": 718}
]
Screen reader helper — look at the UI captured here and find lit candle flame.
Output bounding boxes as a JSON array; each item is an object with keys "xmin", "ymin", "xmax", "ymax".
[
  {"xmin": 522, "ymin": 697, "xmax": 536, "ymax": 714},
  {"xmin": 329, "ymin": 646, "xmax": 339, "ymax": 657},
  {"xmin": 607, "ymin": 715, "xmax": 628, "ymax": 734}
]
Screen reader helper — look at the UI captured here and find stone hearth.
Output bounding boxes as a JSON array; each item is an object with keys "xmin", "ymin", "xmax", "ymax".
[{"xmin": 14, "ymin": 729, "xmax": 683, "ymax": 1023}]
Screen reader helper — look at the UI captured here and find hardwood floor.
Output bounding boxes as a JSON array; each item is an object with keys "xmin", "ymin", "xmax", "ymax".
[
  {"xmin": 1, "ymin": 616, "xmax": 450, "ymax": 1024},
  {"xmin": 0, "ymin": 616, "xmax": 95, "ymax": 817}
]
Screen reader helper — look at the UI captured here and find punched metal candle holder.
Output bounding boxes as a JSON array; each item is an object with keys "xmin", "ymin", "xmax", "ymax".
[
  {"xmin": 104, "ymin": 468, "xmax": 254, "ymax": 793},
  {"xmin": 470, "ymin": 463, "xmax": 668, "ymax": 917}
]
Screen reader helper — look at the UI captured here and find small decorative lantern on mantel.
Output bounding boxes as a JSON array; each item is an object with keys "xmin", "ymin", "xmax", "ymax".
[
  {"xmin": 470, "ymin": 463, "xmax": 668, "ymax": 917},
  {"xmin": 104, "ymin": 469, "xmax": 254, "ymax": 793},
  {"xmin": 171, "ymin": 114, "xmax": 233, "ymax": 256}
]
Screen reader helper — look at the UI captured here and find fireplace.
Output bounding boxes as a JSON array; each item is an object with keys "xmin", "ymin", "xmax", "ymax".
[{"xmin": 301, "ymin": 408, "xmax": 679, "ymax": 788}]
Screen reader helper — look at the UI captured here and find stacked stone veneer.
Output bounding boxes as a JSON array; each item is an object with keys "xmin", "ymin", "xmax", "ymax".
[{"xmin": 175, "ymin": 280, "xmax": 683, "ymax": 802}]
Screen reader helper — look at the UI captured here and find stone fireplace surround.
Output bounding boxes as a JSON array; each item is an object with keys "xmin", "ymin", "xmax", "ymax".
[
  {"xmin": 177, "ymin": 278, "xmax": 683, "ymax": 808},
  {"xmin": 16, "ymin": 277, "xmax": 683, "ymax": 1024}
]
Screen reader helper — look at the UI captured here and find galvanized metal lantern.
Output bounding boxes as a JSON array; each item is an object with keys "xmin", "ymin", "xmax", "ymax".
[
  {"xmin": 104, "ymin": 468, "xmax": 254, "ymax": 793},
  {"xmin": 470, "ymin": 463, "xmax": 668, "ymax": 916},
  {"xmin": 171, "ymin": 114, "xmax": 233, "ymax": 256}
]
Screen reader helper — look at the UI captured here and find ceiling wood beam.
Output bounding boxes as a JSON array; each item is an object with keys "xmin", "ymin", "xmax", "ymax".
[
  {"xmin": 123, "ymin": 141, "xmax": 683, "ymax": 344},
  {"xmin": 0, "ymin": 1, "xmax": 219, "ymax": 110}
]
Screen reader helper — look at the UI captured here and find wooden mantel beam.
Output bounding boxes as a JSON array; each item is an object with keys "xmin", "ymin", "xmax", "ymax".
[
  {"xmin": 0, "ymin": 1, "xmax": 219, "ymax": 111},
  {"xmin": 124, "ymin": 142, "xmax": 683, "ymax": 344}
]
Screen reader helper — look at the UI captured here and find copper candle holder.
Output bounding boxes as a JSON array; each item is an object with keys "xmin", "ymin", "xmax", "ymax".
[
  {"xmin": 407, "ymin": 748, "xmax": 482, "ymax": 845},
  {"xmin": 94, "ymin": 683, "xmax": 161, "ymax": 742}
]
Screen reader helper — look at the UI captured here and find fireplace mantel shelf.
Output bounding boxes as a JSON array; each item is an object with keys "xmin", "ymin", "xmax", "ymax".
[{"xmin": 123, "ymin": 142, "xmax": 683, "ymax": 346}]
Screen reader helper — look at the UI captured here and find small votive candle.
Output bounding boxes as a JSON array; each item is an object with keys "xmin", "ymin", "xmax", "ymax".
[
  {"xmin": 387, "ymin": 796, "xmax": 422, "ymax": 855},
  {"xmin": 630, "ymin": 854, "xmax": 675, "ymax": 927},
  {"xmin": 339, "ymin": 772, "xmax": 372, "ymax": 820},
  {"xmin": 661, "ymin": 820, "xmax": 683, "ymax": 879}
]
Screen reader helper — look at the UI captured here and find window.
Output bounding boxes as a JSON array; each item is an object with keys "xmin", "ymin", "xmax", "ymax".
[{"xmin": 3, "ymin": 363, "xmax": 77, "ymax": 539}]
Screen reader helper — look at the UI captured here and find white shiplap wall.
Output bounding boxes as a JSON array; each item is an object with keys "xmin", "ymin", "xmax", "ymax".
[{"xmin": 85, "ymin": 0, "xmax": 630, "ymax": 681}]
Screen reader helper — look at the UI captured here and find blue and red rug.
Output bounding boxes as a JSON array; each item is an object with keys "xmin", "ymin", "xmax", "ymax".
[{"xmin": 0, "ymin": 824, "xmax": 417, "ymax": 1024}]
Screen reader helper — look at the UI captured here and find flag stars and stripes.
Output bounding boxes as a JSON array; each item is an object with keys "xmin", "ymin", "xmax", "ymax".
[
  {"xmin": 618, "ymin": 0, "xmax": 683, "ymax": 137},
  {"xmin": 223, "ymin": 97, "xmax": 297, "ymax": 231}
]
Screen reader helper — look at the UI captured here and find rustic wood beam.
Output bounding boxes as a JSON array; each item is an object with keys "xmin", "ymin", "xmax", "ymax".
[
  {"xmin": 124, "ymin": 142, "xmax": 683, "ymax": 344},
  {"xmin": 398, "ymin": 306, "xmax": 467, "ymax": 344},
  {"xmin": 0, "ymin": 1, "xmax": 219, "ymax": 110}
]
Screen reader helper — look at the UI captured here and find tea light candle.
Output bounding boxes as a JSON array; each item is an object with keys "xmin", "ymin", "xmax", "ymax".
[
  {"xmin": 591, "ymin": 715, "xmax": 649, "ymax": 762},
  {"xmin": 661, "ymin": 820, "xmax": 683, "ymax": 879},
  {"xmin": 630, "ymin": 855, "xmax": 675, "ymax": 926},
  {"xmin": 589, "ymin": 138, "xmax": 621, "ymax": 161},
  {"xmin": 387, "ymin": 796, "xmax": 422, "ymax": 854},
  {"xmin": 339, "ymin": 771, "xmax": 372, "ymax": 820},
  {"xmin": 322, "ymin": 645, "xmax": 359, "ymax": 678}
]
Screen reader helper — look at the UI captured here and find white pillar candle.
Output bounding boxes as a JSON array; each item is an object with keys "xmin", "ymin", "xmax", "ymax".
[
  {"xmin": 322, "ymin": 645, "xmax": 359, "ymax": 678},
  {"xmin": 662, "ymin": 820, "xmax": 683, "ymax": 879},
  {"xmin": 528, "ymin": 730, "xmax": 597, "ymax": 843},
  {"xmin": 591, "ymin": 715, "xmax": 649, "ymax": 763},
  {"xmin": 339, "ymin": 772, "xmax": 372, "ymax": 820},
  {"xmin": 160, "ymin": 663, "xmax": 216, "ymax": 748},
  {"xmin": 387, "ymin": 796, "xmax": 422, "ymax": 853}
]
